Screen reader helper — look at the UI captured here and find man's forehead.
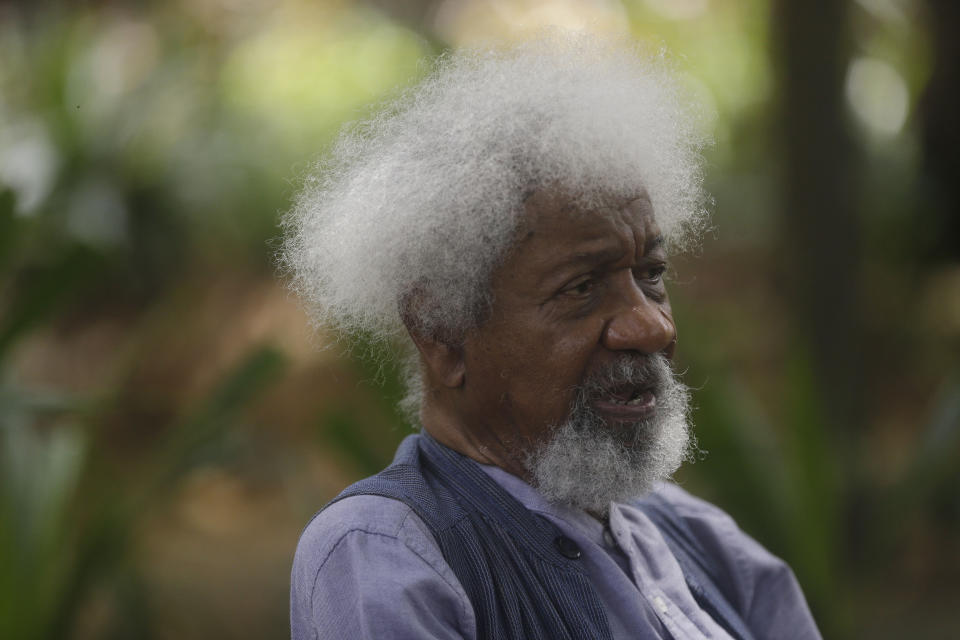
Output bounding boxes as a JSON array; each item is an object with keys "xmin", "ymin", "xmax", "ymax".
[
  {"xmin": 522, "ymin": 186, "xmax": 652, "ymax": 214},
  {"xmin": 518, "ymin": 188, "xmax": 659, "ymax": 245},
  {"xmin": 491, "ymin": 189, "xmax": 665, "ymax": 290}
]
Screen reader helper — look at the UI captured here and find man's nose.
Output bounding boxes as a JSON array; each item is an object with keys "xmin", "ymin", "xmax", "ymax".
[{"xmin": 601, "ymin": 294, "xmax": 676, "ymax": 356}]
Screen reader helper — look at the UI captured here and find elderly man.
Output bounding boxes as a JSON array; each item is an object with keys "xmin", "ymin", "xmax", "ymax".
[{"xmin": 284, "ymin": 34, "xmax": 821, "ymax": 640}]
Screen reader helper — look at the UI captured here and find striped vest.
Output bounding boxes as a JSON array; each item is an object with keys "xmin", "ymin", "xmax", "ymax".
[{"xmin": 326, "ymin": 434, "xmax": 753, "ymax": 640}]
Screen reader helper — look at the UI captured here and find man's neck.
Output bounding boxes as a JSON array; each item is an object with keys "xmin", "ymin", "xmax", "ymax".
[{"xmin": 419, "ymin": 401, "xmax": 531, "ymax": 481}]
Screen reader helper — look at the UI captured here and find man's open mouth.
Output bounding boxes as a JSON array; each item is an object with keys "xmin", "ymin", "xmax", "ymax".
[
  {"xmin": 610, "ymin": 387, "xmax": 655, "ymax": 405},
  {"xmin": 603, "ymin": 383, "xmax": 654, "ymax": 403},
  {"xmin": 590, "ymin": 384, "xmax": 657, "ymax": 419}
]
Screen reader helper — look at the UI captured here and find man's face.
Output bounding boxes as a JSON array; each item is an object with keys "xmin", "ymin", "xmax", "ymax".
[{"xmin": 460, "ymin": 189, "xmax": 681, "ymax": 468}]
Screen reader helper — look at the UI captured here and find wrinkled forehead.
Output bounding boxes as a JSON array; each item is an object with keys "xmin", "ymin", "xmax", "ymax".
[
  {"xmin": 517, "ymin": 187, "xmax": 659, "ymax": 242},
  {"xmin": 485, "ymin": 187, "xmax": 664, "ymax": 286}
]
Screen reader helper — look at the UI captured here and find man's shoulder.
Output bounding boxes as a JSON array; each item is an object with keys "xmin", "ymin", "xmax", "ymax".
[
  {"xmin": 645, "ymin": 481, "xmax": 769, "ymax": 573},
  {"xmin": 291, "ymin": 495, "xmax": 477, "ymax": 640},
  {"xmin": 645, "ymin": 482, "xmax": 822, "ymax": 639},
  {"xmin": 295, "ymin": 494, "xmax": 434, "ymax": 568},
  {"xmin": 649, "ymin": 482, "xmax": 741, "ymax": 530}
]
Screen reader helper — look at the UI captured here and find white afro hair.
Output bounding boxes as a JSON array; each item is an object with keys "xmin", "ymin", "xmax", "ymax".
[{"xmin": 281, "ymin": 31, "xmax": 710, "ymax": 344}]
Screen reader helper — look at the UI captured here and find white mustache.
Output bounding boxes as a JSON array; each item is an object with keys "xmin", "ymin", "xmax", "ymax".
[{"xmin": 577, "ymin": 354, "xmax": 672, "ymax": 407}]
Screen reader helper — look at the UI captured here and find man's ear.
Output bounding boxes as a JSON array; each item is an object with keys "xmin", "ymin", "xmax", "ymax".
[
  {"xmin": 407, "ymin": 328, "xmax": 466, "ymax": 389},
  {"xmin": 399, "ymin": 291, "xmax": 466, "ymax": 388}
]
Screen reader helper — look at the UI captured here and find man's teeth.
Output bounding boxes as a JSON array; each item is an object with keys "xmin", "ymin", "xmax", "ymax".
[{"xmin": 610, "ymin": 392, "xmax": 650, "ymax": 406}]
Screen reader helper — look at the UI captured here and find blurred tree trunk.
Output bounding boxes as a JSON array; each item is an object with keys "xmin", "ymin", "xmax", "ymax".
[
  {"xmin": 770, "ymin": 0, "xmax": 863, "ymax": 437},
  {"xmin": 919, "ymin": 0, "xmax": 960, "ymax": 262},
  {"xmin": 770, "ymin": 3, "xmax": 863, "ymax": 625}
]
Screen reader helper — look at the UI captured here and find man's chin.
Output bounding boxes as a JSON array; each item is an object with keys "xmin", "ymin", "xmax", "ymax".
[
  {"xmin": 526, "ymin": 407, "xmax": 691, "ymax": 513},
  {"xmin": 525, "ymin": 354, "xmax": 694, "ymax": 513}
]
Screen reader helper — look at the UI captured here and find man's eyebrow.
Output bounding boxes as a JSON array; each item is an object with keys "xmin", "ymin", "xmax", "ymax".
[
  {"xmin": 538, "ymin": 234, "xmax": 665, "ymax": 289},
  {"xmin": 538, "ymin": 246, "xmax": 626, "ymax": 289},
  {"xmin": 553, "ymin": 246, "xmax": 625, "ymax": 270}
]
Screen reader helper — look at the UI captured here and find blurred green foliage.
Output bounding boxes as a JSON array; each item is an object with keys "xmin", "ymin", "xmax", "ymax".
[
  {"xmin": 1, "ymin": 0, "xmax": 957, "ymax": 638},
  {"xmin": 1, "ymin": 166, "xmax": 287, "ymax": 635}
]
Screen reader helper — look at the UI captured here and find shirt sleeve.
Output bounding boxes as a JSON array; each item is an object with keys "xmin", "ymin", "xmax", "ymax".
[
  {"xmin": 655, "ymin": 483, "xmax": 823, "ymax": 640},
  {"xmin": 290, "ymin": 495, "xmax": 476, "ymax": 640}
]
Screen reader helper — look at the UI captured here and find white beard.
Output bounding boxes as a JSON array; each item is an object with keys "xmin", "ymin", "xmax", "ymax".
[{"xmin": 524, "ymin": 353, "xmax": 695, "ymax": 515}]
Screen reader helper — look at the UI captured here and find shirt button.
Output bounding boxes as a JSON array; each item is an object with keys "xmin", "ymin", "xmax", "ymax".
[
  {"xmin": 602, "ymin": 527, "xmax": 616, "ymax": 547},
  {"xmin": 652, "ymin": 595, "xmax": 669, "ymax": 614},
  {"xmin": 554, "ymin": 536, "xmax": 582, "ymax": 559}
]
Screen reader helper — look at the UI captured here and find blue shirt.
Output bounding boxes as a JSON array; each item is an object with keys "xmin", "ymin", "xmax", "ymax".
[{"xmin": 291, "ymin": 466, "xmax": 821, "ymax": 639}]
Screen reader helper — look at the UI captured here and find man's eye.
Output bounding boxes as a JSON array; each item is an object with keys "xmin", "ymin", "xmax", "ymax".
[
  {"xmin": 562, "ymin": 277, "xmax": 596, "ymax": 297},
  {"xmin": 638, "ymin": 265, "xmax": 667, "ymax": 284}
]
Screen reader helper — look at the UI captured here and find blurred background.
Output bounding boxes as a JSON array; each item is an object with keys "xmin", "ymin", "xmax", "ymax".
[{"xmin": 1, "ymin": 0, "xmax": 957, "ymax": 638}]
